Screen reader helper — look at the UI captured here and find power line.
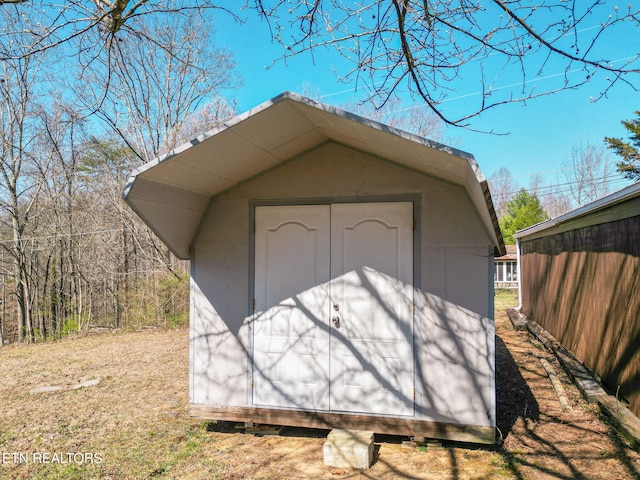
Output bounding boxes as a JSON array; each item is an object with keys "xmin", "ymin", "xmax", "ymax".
[
  {"xmin": 0, "ymin": 226, "xmax": 133, "ymax": 245},
  {"xmin": 494, "ymin": 176, "xmax": 630, "ymax": 204}
]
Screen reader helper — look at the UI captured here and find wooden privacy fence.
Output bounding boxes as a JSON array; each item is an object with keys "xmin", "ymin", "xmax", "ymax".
[{"xmin": 519, "ymin": 215, "xmax": 640, "ymax": 418}]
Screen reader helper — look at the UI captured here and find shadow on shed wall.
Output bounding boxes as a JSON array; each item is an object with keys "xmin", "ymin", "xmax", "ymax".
[{"xmin": 520, "ymin": 215, "xmax": 640, "ymax": 417}]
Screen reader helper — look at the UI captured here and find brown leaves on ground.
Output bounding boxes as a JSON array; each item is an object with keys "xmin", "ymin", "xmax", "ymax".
[{"xmin": 1, "ymin": 309, "xmax": 639, "ymax": 479}]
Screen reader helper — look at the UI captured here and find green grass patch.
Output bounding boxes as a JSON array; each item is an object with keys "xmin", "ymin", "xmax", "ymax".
[{"xmin": 494, "ymin": 289, "xmax": 518, "ymax": 312}]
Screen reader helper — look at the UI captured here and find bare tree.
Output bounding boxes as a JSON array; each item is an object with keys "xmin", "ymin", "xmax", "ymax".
[
  {"xmin": 343, "ymin": 96, "xmax": 446, "ymax": 141},
  {"xmin": 522, "ymin": 173, "xmax": 575, "ymax": 218},
  {"xmin": 253, "ymin": 1, "xmax": 640, "ymax": 126},
  {"xmin": 537, "ymin": 181, "xmax": 572, "ymax": 218},
  {"xmin": 169, "ymin": 97, "xmax": 237, "ymax": 147},
  {"xmin": 0, "ymin": 35, "xmax": 53, "ymax": 341},
  {"xmin": 0, "ymin": 1, "xmax": 235, "ymax": 58},
  {"xmin": 74, "ymin": 14, "xmax": 238, "ymax": 315},
  {"xmin": 77, "ymin": 13, "xmax": 239, "ymax": 163},
  {"xmin": 300, "ymin": 83, "xmax": 448, "ymax": 143},
  {"xmin": 488, "ymin": 167, "xmax": 518, "ymax": 218},
  {"xmin": 0, "ymin": 4, "xmax": 235, "ymax": 343},
  {"xmin": 489, "ymin": 167, "xmax": 573, "ymax": 221},
  {"xmin": 35, "ymin": 102, "xmax": 103, "ymax": 336},
  {"xmin": 562, "ymin": 141, "xmax": 615, "ymax": 207},
  {"xmin": 2, "ymin": 2, "xmax": 638, "ymax": 126},
  {"xmin": 73, "ymin": 14, "xmax": 238, "ymax": 328}
]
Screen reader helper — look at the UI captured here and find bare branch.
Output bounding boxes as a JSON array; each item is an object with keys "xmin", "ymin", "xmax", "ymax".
[
  {"xmin": 2, "ymin": 1, "xmax": 639, "ymax": 127},
  {"xmin": 253, "ymin": 0, "xmax": 640, "ymax": 126}
]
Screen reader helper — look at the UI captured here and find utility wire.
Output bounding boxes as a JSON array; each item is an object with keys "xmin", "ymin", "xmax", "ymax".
[{"xmin": 0, "ymin": 226, "xmax": 133, "ymax": 245}]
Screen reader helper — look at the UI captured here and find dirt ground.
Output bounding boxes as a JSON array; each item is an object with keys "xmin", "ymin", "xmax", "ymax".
[{"xmin": 1, "ymin": 302, "xmax": 639, "ymax": 479}]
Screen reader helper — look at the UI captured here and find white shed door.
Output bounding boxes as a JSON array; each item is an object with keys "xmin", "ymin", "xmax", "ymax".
[
  {"xmin": 253, "ymin": 205, "xmax": 331, "ymax": 411},
  {"xmin": 253, "ymin": 202, "xmax": 414, "ymax": 416},
  {"xmin": 329, "ymin": 203, "xmax": 414, "ymax": 415}
]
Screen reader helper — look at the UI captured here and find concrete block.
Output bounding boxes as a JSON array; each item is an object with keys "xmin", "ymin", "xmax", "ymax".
[{"xmin": 323, "ymin": 429, "xmax": 374, "ymax": 469}]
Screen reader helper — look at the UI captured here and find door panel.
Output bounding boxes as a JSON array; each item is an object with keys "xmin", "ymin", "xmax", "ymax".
[
  {"xmin": 253, "ymin": 205, "xmax": 331, "ymax": 410},
  {"xmin": 329, "ymin": 202, "xmax": 414, "ymax": 416},
  {"xmin": 252, "ymin": 202, "xmax": 414, "ymax": 416}
]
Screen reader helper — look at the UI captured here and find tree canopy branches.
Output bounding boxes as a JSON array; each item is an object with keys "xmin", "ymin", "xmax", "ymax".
[
  {"xmin": 0, "ymin": 1, "xmax": 236, "ymax": 62},
  {"xmin": 252, "ymin": 0, "xmax": 640, "ymax": 125},
  {"xmin": 1, "ymin": 1, "xmax": 638, "ymax": 125},
  {"xmin": 0, "ymin": 3, "xmax": 238, "ymax": 342}
]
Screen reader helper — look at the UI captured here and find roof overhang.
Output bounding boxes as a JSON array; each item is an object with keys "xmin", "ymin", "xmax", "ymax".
[
  {"xmin": 123, "ymin": 92, "xmax": 505, "ymax": 259},
  {"xmin": 514, "ymin": 181, "xmax": 640, "ymax": 240}
]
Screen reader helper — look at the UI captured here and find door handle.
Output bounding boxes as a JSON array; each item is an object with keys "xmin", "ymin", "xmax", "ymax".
[{"xmin": 332, "ymin": 316, "xmax": 340, "ymax": 327}]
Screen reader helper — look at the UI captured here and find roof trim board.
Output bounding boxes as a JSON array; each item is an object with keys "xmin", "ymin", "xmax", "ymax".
[{"xmin": 123, "ymin": 91, "xmax": 505, "ymax": 259}]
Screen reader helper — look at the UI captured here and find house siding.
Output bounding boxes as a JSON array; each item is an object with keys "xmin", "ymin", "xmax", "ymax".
[
  {"xmin": 520, "ymin": 214, "xmax": 640, "ymax": 417},
  {"xmin": 190, "ymin": 142, "xmax": 496, "ymax": 429}
]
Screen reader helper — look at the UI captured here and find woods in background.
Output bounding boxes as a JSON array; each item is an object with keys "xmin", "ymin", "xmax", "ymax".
[
  {"xmin": 0, "ymin": 7, "xmax": 237, "ymax": 343},
  {"xmin": 1, "ymin": 1, "xmax": 638, "ymax": 342}
]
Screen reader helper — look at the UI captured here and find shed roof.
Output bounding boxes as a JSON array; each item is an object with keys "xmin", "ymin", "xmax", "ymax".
[
  {"xmin": 514, "ymin": 181, "xmax": 640, "ymax": 240},
  {"xmin": 123, "ymin": 92, "xmax": 505, "ymax": 259}
]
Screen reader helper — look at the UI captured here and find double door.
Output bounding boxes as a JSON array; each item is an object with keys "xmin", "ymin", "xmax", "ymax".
[{"xmin": 252, "ymin": 202, "xmax": 414, "ymax": 416}]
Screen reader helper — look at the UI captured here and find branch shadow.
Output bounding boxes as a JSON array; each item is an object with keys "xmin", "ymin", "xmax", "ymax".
[
  {"xmin": 495, "ymin": 334, "xmax": 539, "ymax": 440},
  {"xmin": 520, "ymin": 217, "xmax": 640, "ymax": 417}
]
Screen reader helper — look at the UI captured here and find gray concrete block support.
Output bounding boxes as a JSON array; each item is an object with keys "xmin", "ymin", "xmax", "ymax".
[{"xmin": 323, "ymin": 429, "xmax": 374, "ymax": 469}]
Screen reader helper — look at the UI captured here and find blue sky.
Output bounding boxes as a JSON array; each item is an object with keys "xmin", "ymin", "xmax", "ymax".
[{"xmin": 213, "ymin": 6, "xmax": 639, "ymax": 195}]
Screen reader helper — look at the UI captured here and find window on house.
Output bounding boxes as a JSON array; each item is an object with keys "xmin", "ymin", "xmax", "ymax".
[
  {"xmin": 495, "ymin": 261, "xmax": 517, "ymax": 283},
  {"xmin": 506, "ymin": 262, "xmax": 517, "ymax": 281},
  {"xmin": 495, "ymin": 264, "xmax": 504, "ymax": 282}
]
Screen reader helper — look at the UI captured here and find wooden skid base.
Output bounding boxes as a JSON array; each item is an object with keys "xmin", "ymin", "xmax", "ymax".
[
  {"xmin": 245, "ymin": 424, "xmax": 285, "ymax": 436},
  {"xmin": 191, "ymin": 404, "xmax": 495, "ymax": 444}
]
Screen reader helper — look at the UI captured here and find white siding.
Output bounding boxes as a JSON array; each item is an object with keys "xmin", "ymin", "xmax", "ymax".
[{"xmin": 190, "ymin": 142, "xmax": 495, "ymax": 427}]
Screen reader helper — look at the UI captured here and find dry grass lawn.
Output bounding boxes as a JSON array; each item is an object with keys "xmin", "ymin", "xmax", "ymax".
[{"xmin": 1, "ymin": 291, "xmax": 639, "ymax": 479}]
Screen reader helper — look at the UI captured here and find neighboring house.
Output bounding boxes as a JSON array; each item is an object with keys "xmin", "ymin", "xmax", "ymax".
[
  {"xmin": 515, "ymin": 181, "xmax": 640, "ymax": 418},
  {"xmin": 494, "ymin": 244, "xmax": 518, "ymax": 289},
  {"xmin": 123, "ymin": 92, "xmax": 505, "ymax": 444}
]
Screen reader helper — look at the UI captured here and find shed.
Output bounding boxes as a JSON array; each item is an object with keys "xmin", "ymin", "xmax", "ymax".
[
  {"xmin": 123, "ymin": 92, "xmax": 505, "ymax": 444},
  {"xmin": 515, "ymin": 181, "xmax": 640, "ymax": 418}
]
